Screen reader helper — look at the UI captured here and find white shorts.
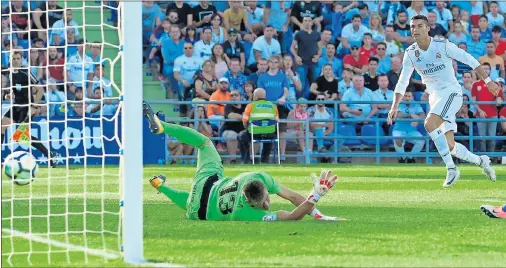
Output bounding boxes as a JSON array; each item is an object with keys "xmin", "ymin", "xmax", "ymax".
[{"xmin": 428, "ymin": 90, "xmax": 463, "ymax": 133}]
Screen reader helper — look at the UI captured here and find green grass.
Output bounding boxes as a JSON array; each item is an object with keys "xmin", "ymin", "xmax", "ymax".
[{"xmin": 2, "ymin": 165, "xmax": 506, "ymax": 267}]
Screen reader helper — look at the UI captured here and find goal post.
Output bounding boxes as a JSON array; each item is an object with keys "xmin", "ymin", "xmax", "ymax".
[{"xmin": 120, "ymin": 1, "xmax": 144, "ymax": 264}]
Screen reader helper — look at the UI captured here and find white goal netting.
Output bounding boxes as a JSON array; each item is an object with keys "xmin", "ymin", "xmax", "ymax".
[{"xmin": 1, "ymin": 1, "xmax": 126, "ymax": 266}]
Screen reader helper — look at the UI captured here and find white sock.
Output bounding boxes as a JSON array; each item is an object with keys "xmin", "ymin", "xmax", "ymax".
[
  {"xmin": 428, "ymin": 129, "xmax": 456, "ymax": 169},
  {"xmin": 450, "ymin": 142, "xmax": 481, "ymax": 165},
  {"xmin": 394, "ymin": 141, "xmax": 405, "ymax": 158}
]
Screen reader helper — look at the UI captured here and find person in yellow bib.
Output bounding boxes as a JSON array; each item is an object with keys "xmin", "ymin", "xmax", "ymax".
[{"xmin": 143, "ymin": 101, "xmax": 342, "ymax": 221}]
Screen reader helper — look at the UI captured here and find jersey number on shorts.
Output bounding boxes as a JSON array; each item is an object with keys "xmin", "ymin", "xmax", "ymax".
[{"xmin": 218, "ymin": 181, "xmax": 238, "ymax": 215}]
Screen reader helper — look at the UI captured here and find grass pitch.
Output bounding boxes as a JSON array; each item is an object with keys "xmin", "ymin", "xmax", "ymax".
[{"xmin": 2, "ymin": 164, "xmax": 505, "ymax": 267}]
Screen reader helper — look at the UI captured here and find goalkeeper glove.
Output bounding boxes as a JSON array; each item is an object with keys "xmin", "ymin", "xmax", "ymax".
[{"xmin": 307, "ymin": 170, "xmax": 338, "ymax": 204}]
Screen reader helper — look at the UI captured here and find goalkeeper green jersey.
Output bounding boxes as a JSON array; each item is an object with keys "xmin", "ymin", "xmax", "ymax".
[{"xmin": 205, "ymin": 172, "xmax": 282, "ymax": 221}]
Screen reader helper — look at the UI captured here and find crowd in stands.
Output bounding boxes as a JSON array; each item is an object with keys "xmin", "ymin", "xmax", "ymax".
[
  {"xmin": 142, "ymin": 0, "xmax": 506, "ymax": 164},
  {"xmin": 1, "ymin": 0, "xmax": 118, "ymax": 119}
]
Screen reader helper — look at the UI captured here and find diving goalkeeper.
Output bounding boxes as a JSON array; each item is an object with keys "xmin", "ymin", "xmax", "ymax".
[{"xmin": 144, "ymin": 102, "xmax": 340, "ymax": 221}]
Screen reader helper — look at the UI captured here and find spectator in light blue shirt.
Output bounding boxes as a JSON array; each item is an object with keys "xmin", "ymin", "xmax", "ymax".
[
  {"xmin": 142, "ymin": 1, "xmax": 162, "ymax": 44},
  {"xmin": 466, "ymin": 26, "xmax": 487, "ymax": 59},
  {"xmin": 375, "ymin": 42, "xmax": 392, "ymax": 74},
  {"xmin": 315, "ymin": 43, "xmax": 342, "ymax": 78},
  {"xmin": 49, "ymin": 9, "xmax": 80, "ymax": 46},
  {"xmin": 338, "ymin": 68, "xmax": 354, "ymax": 97},
  {"xmin": 372, "ymin": 74, "xmax": 394, "ymax": 118},
  {"xmin": 448, "ymin": 22, "xmax": 469, "ymax": 45},
  {"xmin": 486, "ymin": 1, "xmax": 505, "ymax": 27},
  {"xmin": 161, "ymin": 25, "xmax": 184, "ymax": 80},
  {"xmin": 432, "ymin": 1, "xmax": 453, "ymax": 31},
  {"xmin": 340, "ymin": 74, "xmax": 378, "ymax": 125},
  {"xmin": 247, "ymin": 25, "xmax": 281, "ymax": 66},
  {"xmin": 340, "ymin": 15, "xmax": 371, "ymax": 51},
  {"xmin": 478, "ymin": 15, "xmax": 492, "ymax": 43}
]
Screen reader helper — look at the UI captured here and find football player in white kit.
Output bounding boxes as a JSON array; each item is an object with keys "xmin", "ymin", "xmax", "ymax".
[{"xmin": 387, "ymin": 15, "xmax": 499, "ymax": 188}]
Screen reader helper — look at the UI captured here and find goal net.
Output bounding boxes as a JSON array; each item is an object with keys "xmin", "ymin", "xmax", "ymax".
[{"xmin": 1, "ymin": 1, "xmax": 143, "ymax": 266}]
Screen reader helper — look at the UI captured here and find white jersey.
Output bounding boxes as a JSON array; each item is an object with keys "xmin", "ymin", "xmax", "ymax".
[{"xmin": 394, "ymin": 37, "xmax": 481, "ymax": 95}]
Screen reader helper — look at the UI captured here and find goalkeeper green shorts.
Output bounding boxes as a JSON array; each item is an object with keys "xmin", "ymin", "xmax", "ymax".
[{"xmin": 186, "ymin": 140, "xmax": 224, "ymax": 220}]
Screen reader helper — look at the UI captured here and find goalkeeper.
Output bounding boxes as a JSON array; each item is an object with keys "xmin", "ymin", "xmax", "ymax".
[{"xmin": 144, "ymin": 102, "xmax": 341, "ymax": 221}]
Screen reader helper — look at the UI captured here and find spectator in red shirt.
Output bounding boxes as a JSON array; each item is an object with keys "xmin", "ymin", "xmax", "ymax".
[
  {"xmin": 343, "ymin": 44, "xmax": 368, "ymax": 74},
  {"xmin": 43, "ymin": 47, "xmax": 65, "ymax": 86},
  {"xmin": 471, "ymin": 64, "xmax": 504, "ymax": 153},
  {"xmin": 360, "ymin": 33, "xmax": 377, "ymax": 61},
  {"xmin": 491, "ymin": 26, "xmax": 506, "ymax": 59}
]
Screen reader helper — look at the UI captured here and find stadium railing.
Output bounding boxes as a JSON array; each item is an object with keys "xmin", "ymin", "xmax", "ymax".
[{"xmin": 147, "ymin": 99, "xmax": 506, "ymax": 164}]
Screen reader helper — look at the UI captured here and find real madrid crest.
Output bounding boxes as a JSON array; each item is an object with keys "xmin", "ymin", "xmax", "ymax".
[{"xmin": 436, "ymin": 53, "xmax": 441, "ymax": 59}]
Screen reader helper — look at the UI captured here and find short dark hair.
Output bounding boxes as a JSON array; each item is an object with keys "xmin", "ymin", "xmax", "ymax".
[
  {"xmin": 202, "ymin": 27, "xmax": 212, "ymax": 34},
  {"xmin": 358, "ymin": 3, "xmax": 368, "ymax": 10},
  {"xmin": 244, "ymin": 180, "xmax": 267, "ymax": 203},
  {"xmin": 363, "ymin": 32, "xmax": 372, "ymax": 38},
  {"xmin": 489, "ymin": 1, "xmax": 498, "ymax": 6},
  {"xmin": 411, "ymin": 14, "xmax": 429, "ymax": 25},
  {"xmin": 352, "ymin": 14, "xmax": 361, "ymax": 21},
  {"xmin": 397, "ymin": 9, "xmax": 407, "ymax": 16},
  {"xmin": 462, "ymin": 71, "xmax": 473, "ymax": 77},
  {"xmin": 482, "ymin": 62, "xmax": 491, "ymax": 68},
  {"xmin": 369, "ymin": 57, "xmax": 379, "ymax": 64},
  {"xmin": 492, "ymin": 26, "xmax": 502, "ymax": 33},
  {"xmin": 376, "ymin": 41, "xmax": 387, "ymax": 48},
  {"xmin": 323, "ymin": 28, "xmax": 333, "ymax": 35},
  {"xmin": 486, "ymin": 41, "xmax": 496, "ymax": 46},
  {"xmin": 378, "ymin": 73, "xmax": 389, "ymax": 80},
  {"xmin": 479, "ymin": 15, "xmax": 488, "ymax": 21}
]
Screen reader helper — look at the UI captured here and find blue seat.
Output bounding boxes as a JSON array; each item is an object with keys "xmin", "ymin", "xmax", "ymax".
[
  {"xmin": 360, "ymin": 124, "xmax": 387, "ymax": 145},
  {"xmin": 337, "ymin": 124, "xmax": 361, "ymax": 146}
]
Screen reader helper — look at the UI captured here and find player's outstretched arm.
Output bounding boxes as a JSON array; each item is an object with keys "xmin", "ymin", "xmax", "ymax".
[
  {"xmin": 276, "ymin": 170, "xmax": 339, "ymax": 221},
  {"xmin": 277, "ymin": 185, "xmax": 339, "ymax": 220}
]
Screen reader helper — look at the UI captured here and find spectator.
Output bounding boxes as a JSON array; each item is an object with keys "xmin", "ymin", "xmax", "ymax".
[
  {"xmin": 329, "ymin": 2, "xmax": 355, "ymax": 42},
  {"xmin": 191, "ymin": 1, "xmax": 217, "ymax": 29},
  {"xmin": 43, "ymin": 46, "xmax": 65, "ymax": 88},
  {"xmin": 340, "ymin": 74, "xmax": 378, "ymax": 125},
  {"xmin": 357, "ymin": 3, "xmax": 370, "ymax": 26},
  {"xmin": 64, "ymin": 29, "xmax": 80, "ymax": 58},
  {"xmin": 66, "ymin": 41, "xmax": 94, "ymax": 98},
  {"xmin": 245, "ymin": 1, "xmax": 264, "ymax": 28},
  {"xmin": 86, "ymin": 87, "xmax": 117, "ymax": 116},
  {"xmin": 208, "ymin": 77, "xmax": 231, "ymax": 132},
  {"xmin": 248, "ymin": 25, "xmax": 281, "ymax": 67},
  {"xmin": 364, "ymin": 57, "xmax": 379, "ymax": 91},
  {"xmin": 360, "ymin": 33, "xmax": 377, "ymax": 61},
  {"xmin": 247, "ymin": 58, "xmax": 267, "ymax": 85},
  {"xmin": 290, "ymin": 0, "xmax": 323, "ymax": 32},
  {"xmin": 194, "ymin": 60, "xmax": 218, "ymax": 100},
  {"xmin": 384, "ymin": 26, "xmax": 403, "ymax": 57},
  {"xmin": 338, "ymin": 68, "xmax": 355, "ymax": 97},
  {"xmin": 478, "ymin": 15, "xmax": 492, "ymax": 43},
  {"xmin": 317, "ymin": 29, "xmax": 332, "ymax": 57},
  {"xmin": 211, "ymin": 44, "xmax": 229, "ymax": 78},
  {"xmin": 238, "ymin": 88, "xmax": 279, "ymax": 164},
  {"xmin": 194, "ymin": 27, "xmax": 215, "ymax": 60},
  {"xmin": 392, "ymin": 90, "xmax": 426, "ymax": 164},
  {"xmin": 375, "ymin": 42, "xmax": 392, "ymax": 74},
  {"xmin": 448, "ymin": 21, "xmax": 469, "ymax": 45},
  {"xmin": 32, "ymin": 0, "xmax": 63, "ymax": 41},
  {"xmin": 222, "ymin": 89, "xmax": 246, "ymax": 164},
  {"xmin": 467, "ymin": 26, "xmax": 487, "ymax": 59},
  {"xmin": 486, "ymin": 1, "xmax": 505, "ymax": 27},
  {"xmin": 28, "ymin": 48, "xmax": 43, "ymax": 81},
  {"xmin": 222, "ymin": 28, "xmax": 245, "ymax": 69},
  {"xmin": 407, "ymin": 1, "xmax": 429, "ymax": 21},
  {"xmin": 386, "ymin": 0, "xmax": 406, "ymax": 26},
  {"xmin": 433, "ymin": 0, "xmax": 454, "ymax": 31},
  {"xmin": 222, "ymin": 58, "xmax": 248, "ymax": 97},
  {"xmin": 343, "ymin": 44, "xmax": 368, "ymax": 74},
  {"xmin": 368, "ymin": 13, "xmax": 385, "ymax": 42},
  {"xmin": 91, "ymin": 64, "xmax": 113, "ymax": 98},
  {"xmin": 450, "ymin": 4, "xmax": 461, "ymax": 23},
  {"xmin": 87, "ymin": 42, "xmax": 103, "ymax": 68},
  {"xmin": 281, "ymin": 101, "xmax": 313, "ymax": 160},
  {"xmin": 472, "ymin": 65, "xmax": 504, "ymax": 153},
  {"xmin": 189, "ymin": 104, "xmax": 213, "ymax": 138},
  {"xmin": 282, "ymin": 55, "xmax": 302, "ymax": 111},
  {"xmin": 142, "ymin": 1, "xmax": 162, "ymax": 45},
  {"xmin": 308, "ymin": 93, "xmax": 334, "ymax": 153},
  {"xmin": 50, "ymin": 9, "xmax": 80, "ymax": 46},
  {"xmin": 340, "ymin": 14, "xmax": 371, "ymax": 51},
  {"xmin": 455, "ymin": 94, "xmax": 475, "ymax": 149},
  {"xmin": 263, "ymin": 1, "xmax": 292, "ymax": 54},
  {"xmin": 173, "ymin": 42, "xmax": 202, "ymax": 99},
  {"xmin": 210, "ymin": 14, "xmax": 227, "ymax": 44},
  {"xmin": 45, "ymin": 78, "xmax": 66, "ymax": 117},
  {"xmin": 394, "ymin": 9, "xmax": 414, "ymax": 49},
  {"xmin": 316, "ymin": 43, "xmax": 342, "ymax": 79},
  {"xmin": 1, "ymin": 21, "xmax": 18, "ymax": 49},
  {"xmin": 5, "ymin": 0, "xmax": 29, "ymax": 40},
  {"xmin": 165, "ymin": 9, "xmax": 182, "ymax": 29},
  {"xmin": 160, "ymin": 25, "xmax": 184, "ymax": 90},
  {"xmin": 167, "ymin": 0, "xmax": 192, "ymax": 27},
  {"xmin": 148, "ymin": 18, "xmax": 171, "ymax": 77},
  {"xmin": 386, "ymin": 56, "xmax": 409, "ymax": 91},
  {"xmin": 427, "ymin": 11, "xmax": 447, "ymax": 38},
  {"xmin": 258, "ymin": 55, "xmax": 289, "ymax": 115},
  {"xmin": 459, "ymin": 10, "xmax": 471, "ymax": 33},
  {"xmin": 470, "ymin": 1, "xmax": 485, "ymax": 26},
  {"xmin": 244, "ymin": 81, "xmax": 254, "ymax": 101},
  {"xmin": 492, "ymin": 26, "xmax": 506, "ymax": 57},
  {"xmin": 183, "ymin": 25, "xmax": 199, "ymax": 45},
  {"xmin": 224, "ymin": 0, "xmax": 255, "ymax": 41},
  {"xmin": 373, "ymin": 74, "xmax": 394, "ymax": 119},
  {"xmin": 479, "ymin": 42, "xmax": 505, "ymax": 80},
  {"xmin": 461, "ymin": 71, "xmax": 477, "ymax": 114},
  {"xmin": 309, "ymin": 64, "xmax": 338, "ymax": 102}
]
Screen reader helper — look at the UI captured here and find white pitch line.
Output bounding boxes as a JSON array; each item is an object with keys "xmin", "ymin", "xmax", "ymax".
[{"xmin": 2, "ymin": 228, "xmax": 119, "ymax": 259}]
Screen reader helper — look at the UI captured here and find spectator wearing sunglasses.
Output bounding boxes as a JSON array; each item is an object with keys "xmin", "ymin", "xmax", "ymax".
[{"xmin": 343, "ymin": 44, "xmax": 368, "ymax": 74}]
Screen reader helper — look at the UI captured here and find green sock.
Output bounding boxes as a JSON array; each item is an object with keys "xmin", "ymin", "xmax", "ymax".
[
  {"xmin": 160, "ymin": 122, "xmax": 209, "ymax": 148},
  {"xmin": 158, "ymin": 184, "xmax": 189, "ymax": 210}
]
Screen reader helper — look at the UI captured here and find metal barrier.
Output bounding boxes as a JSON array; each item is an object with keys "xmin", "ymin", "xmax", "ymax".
[{"xmin": 147, "ymin": 99, "xmax": 506, "ymax": 164}]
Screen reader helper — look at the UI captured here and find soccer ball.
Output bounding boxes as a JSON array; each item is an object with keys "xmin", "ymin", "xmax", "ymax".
[{"xmin": 3, "ymin": 151, "xmax": 39, "ymax": 186}]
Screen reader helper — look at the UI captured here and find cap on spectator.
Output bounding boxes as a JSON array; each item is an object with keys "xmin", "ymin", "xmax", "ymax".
[
  {"xmin": 350, "ymin": 41, "xmax": 361, "ymax": 48},
  {"xmin": 219, "ymin": 77, "xmax": 229, "ymax": 83},
  {"xmin": 228, "ymin": 28, "xmax": 238, "ymax": 34},
  {"xmin": 495, "ymin": 77, "xmax": 505, "ymax": 84}
]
